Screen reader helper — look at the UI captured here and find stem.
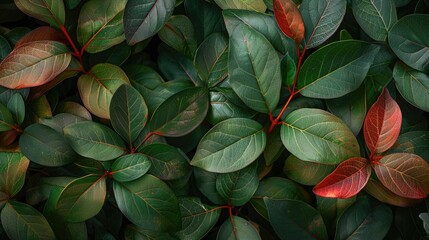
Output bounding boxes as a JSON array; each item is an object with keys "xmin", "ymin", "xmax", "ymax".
[
  {"xmin": 134, "ymin": 131, "xmax": 161, "ymax": 151},
  {"xmin": 60, "ymin": 25, "xmax": 81, "ymax": 61},
  {"xmin": 228, "ymin": 206, "xmax": 238, "ymax": 240}
]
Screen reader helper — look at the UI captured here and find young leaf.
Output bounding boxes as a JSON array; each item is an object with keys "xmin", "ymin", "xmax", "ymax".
[
  {"xmin": 281, "ymin": 108, "xmax": 360, "ymax": 165},
  {"xmin": 77, "ymin": 63, "xmax": 130, "ymax": 119},
  {"xmin": 213, "ymin": 0, "xmax": 267, "ymax": 13},
  {"xmin": 124, "ymin": 0, "xmax": 175, "ymax": 45},
  {"xmin": 190, "ymin": 118, "xmax": 266, "ymax": 173},
  {"xmin": 148, "ymin": 87, "xmax": 209, "ymax": 137},
  {"xmin": 1, "ymin": 201, "xmax": 56, "ymax": 240},
  {"xmin": 56, "ymin": 174, "xmax": 107, "ymax": 222},
  {"xmin": 64, "ymin": 121, "xmax": 127, "ymax": 161},
  {"xmin": 217, "ymin": 216, "xmax": 261, "ymax": 240},
  {"xmin": 7, "ymin": 93, "xmax": 25, "ymax": 125},
  {"xmin": 110, "ymin": 84, "xmax": 148, "ymax": 144},
  {"xmin": 265, "ymin": 198, "xmax": 328, "ymax": 240},
  {"xmin": 352, "ymin": 0, "xmax": 397, "ymax": 41},
  {"xmin": 15, "ymin": 26, "xmax": 67, "ymax": 47},
  {"xmin": 273, "ymin": 0, "xmax": 304, "ymax": 46},
  {"xmin": 0, "ymin": 40, "xmax": 71, "ymax": 89},
  {"xmin": 297, "ymin": 40, "xmax": 379, "ymax": 99},
  {"xmin": 363, "ymin": 88, "xmax": 402, "ymax": 154},
  {"xmin": 300, "ymin": 0, "xmax": 347, "ymax": 49},
  {"xmin": 111, "ymin": 154, "xmax": 151, "ymax": 182},
  {"xmin": 0, "ymin": 103, "xmax": 14, "ymax": 131},
  {"xmin": 14, "ymin": 0, "xmax": 65, "ymax": 29},
  {"xmin": 77, "ymin": 0, "xmax": 126, "ymax": 53},
  {"xmin": 373, "ymin": 153, "xmax": 429, "ymax": 199},
  {"xmin": 0, "ymin": 152, "xmax": 29, "ymax": 197},
  {"xmin": 313, "ymin": 157, "xmax": 371, "ymax": 199},
  {"xmin": 113, "ymin": 174, "xmax": 181, "ymax": 232},
  {"xmin": 229, "ymin": 24, "xmax": 281, "ymax": 113}
]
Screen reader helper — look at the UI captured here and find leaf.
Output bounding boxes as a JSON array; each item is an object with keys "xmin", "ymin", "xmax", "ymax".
[
  {"xmin": 4, "ymin": 27, "xmax": 31, "ymax": 46},
  {"xmin": 207, "ymin": 90, "xmax": 255, "ymax": 125},
  {"xmin": 335, "ymin": 196, "xmax": 392, "ymax": 240},
  {"xmin": 77, "ymin": 0, "xmax": 127, "ymax": 53},
  {"xmin": 388, "ymin": 14, "xmax": 429, "ymax": 73},
  {"xmin": 0, "ymin": 152, "xmax": 29, "ymax": 197},
  {"xmin": 191, "ymin": 118, "xmax": 266, "ymax": 173},
  {"xmin": 124, "ymin": 225, "xmax": 176, "ymax": 240},
  {"xmin": 373, "ymin": 153, "xmax": 429, "ymax": 199},
  {"xmin": 419, "ymin": 213, "xmax": 429, "ymax": 234},
  {"xmin": 229, "ymin": 24, "xmax": 281, "ymax": 113},
  {"xmin": 20, "ymin": 123, "xmax": 77, "ymax": 167},
  {"xmin": 14, "ymin": 0, "xmax": 65, "ymax": 28},
  {"xmin": 300, "ymin": 0, "xmax": 347, "ymax": 49},
  {"xmin": 111, "ymin": 154, "xmax": 151, "ymax": 182},
  {"xmin": 273, "ymin": 0, "xmax": 304, "ymax": 46},
  {"xmin": 124, "ymin": 0, "xmax": 176, "ymax": 45},
  {"xmin": 110, "ymin": 84, "xmax": 148, "ymax": 144},
  {"xmin": 77, "ymin": 63, "xmax": 130, "ymax": 119},
  {"xmin": 0, "ymin": 35, "xmax": 11, "ymax": 61},
  {"xmin": 193, "ymin": 167, "xmax": 225, "ymax": 205},
  {"xmin": 393, "ymin": 62, "xmax": 429, "ymax": 112},
  {"xmin": 55, "ymin": 102, "xmax": 92, "ymax": 121},
  {"xmin": 363, "ymin": 88, "xmax": 402, "ymax": 154},
  {"xmin": 388, "ymin": 131, "xmax": 429, "ymax": 162},
  {"xmin": 173, "ymin": 197, "xmax": 220, "ymax": 239},
  {"xmin": 215, "ymin": 162, "xmax": 259, "ymax": 206},
  {"xmin": 213, "ymin": 0, "xmax": 267, "ymax": 12},
  {"xmin": 313, "ymin": 157, "xmax": 371, "ymax": 199},
  {"xmin": 297, "ymin": 40, "xmax": 379, "ymax": 99},
  {"xmin": 0, "ymin": 102, "xmax": 14, "ymax": 131},
  {"xmin": 39, "ymin": 113, "xmax": 87, "ymax": 133},
  {"xmin": 113, "ymin": 174, "xmax": 181, "ymax": 232},
  {"xmin": 216, "ymin": 216, "xmax": 261, "ymax": 240},
  {"xmin": 64, "ymin": 121, "xmax": 127, "ymax": 161},
  {"xmin": 56, "ymin": 174, "xmax": 106, "ymax": 222},
  {"xmin": 15, "ymin": 26, "xmax": 67, "ymax": 48},
  {"xmin": 281, "ymin": 108, "xmax": 360, "ymax": 165},
  {"xmin": 7, "ymin": 93, "xmax": 25, "ymax": 125},
  {"xmin": 265, "ymin": 198, "xmax": 328, "ymax": 240},
  {"xmin": 0, "ymin": 40, "xmax": 71, "ymax": 89},
  {"xmin": 148, "ymin": 87, "xmax": 209, "ymax": 137},
  {"xmin": 352, "ymin": 0, "xmax": 397, "ymax": 41},
  {"xmin": 364, "ymin": 178, "xmax": 421, "ymax": 207},
  {"xmin": 284, "ymin": 154, "xmax": 336, "ymax": 186},
  {"xmin": 1, "ymin": 201, "xmax": 56, "ymax": 240},
  {"xmin": 88, "ymin": 42, "xmax": 131, "ymax": 67},
  {"xmin": 281, "ymin": 53, "xmax": 297, "ymax": 88},
  {"xmin": 316, "ymin": 196, "xmax": 356, "ymax": 232}
]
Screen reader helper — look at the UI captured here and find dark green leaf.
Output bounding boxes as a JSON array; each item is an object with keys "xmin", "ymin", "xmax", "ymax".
[
  {"xmin": 191, "ymin": 118, "xmax": 266, "ymax": 173},
  {"xmin": 194, "ymin": 167, "xmax": 226, "ymax": 205},
  {"xmin": 64, "ymin": 0, "xmax": 81, "ymax": 9},
  {"xmin": 0, "ymin": 102, "xmax": 14, "ymax": 131},
  {"xmin": 124, "ymin": 225, "xmax": 176, "ymax": 240},
  {"xmin": 111, "ymin": 154, "xmax": 151, "ymax": 182},
  {"xmin": 284, "ymin": 154, "xmax": 336, "ymax": 185},
  {"xmin": 0, "ymin": 152, "xmax": 29, "ymax": 197},
  {"xmin": 419, "ymin": 213, "xmax": 429, "ymax": 234},
  {"xmin": 0, "ymin": 191, "xmax": 7, "ymax": 210},
  {"xmin": 364, "ymin": 66, "xmax": 392, "ymax": 107},
  {"xmin": 214, "ymin": 0, "xmax": 267, "ymax": 12},
  {"xmin": 7, "ymin": 93, "xmax": 25, "ymax": 125},
  {"xmin": 14, "ymin": 0, "xmax": 65, "ymax": 28},
  {"xmin": 317, "ymin": 196, "xmax": 356, "ymax": 232},
  {"xmin": 281, "ymin": 53, "xmax": 296, "ymax": 87},
  {"xmin": 0, "ymin": 87, "xmax": 29, "ymax": 106},
  {"xmin": 88, "ymin": 42, "xmax": 131, "ymax": 66},
  {"xmin": 55, "ymin": 102, "xmax": 92, "ymax": 121},
  {"xmin": 207, "ymin": 90, "xmax": 255, "ymax": 125},
  {"xmin": 389, "ymin": 131, "xmax": 429, "ymax": 162},
  {"xmin": 39, "ymin": 113, "xmax": 87, "ymax": 133},
  {"xmin": 0, "ymin": 35, "xmax": 11, "ymax": 61},
  {"xmin": 216, "ymin": 216, "xmax": 261, "ymax": 240},
  {"xmin": 263, "ymin": 126, "xmax": 284, "ymax": 166}
]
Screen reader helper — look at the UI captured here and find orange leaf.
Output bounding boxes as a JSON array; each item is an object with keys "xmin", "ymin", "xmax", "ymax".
[
  {"xmin": 273, "ymin": 0, "xmax": 304, "ymax": 46},
  {"xmin": 15, "ymin": 26, "xmax": 67, "ymax": 48}
]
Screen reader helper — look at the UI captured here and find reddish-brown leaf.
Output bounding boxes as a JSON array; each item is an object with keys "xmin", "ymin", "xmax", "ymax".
[
  {"xmin": 363, "ymin": 88, "xmax": 402, "ymax": 154},
  {"xmin": 15, "ymin": 26, "xmax": 67, "ymax": 48},
  {"xmin": 373, "ymin": 153, "xmax": 429, "ymax": 199},
  {"xmin": 273, "ymin": 0, "xmax": 304, "ymax": 46},
  {"xmin": 313, "ymin": 157, "xmax": 371, "ymax": 199}
]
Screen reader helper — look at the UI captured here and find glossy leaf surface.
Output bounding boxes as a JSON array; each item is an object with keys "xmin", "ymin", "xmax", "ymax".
[
  {"xmin": 14, "ymin": 0, "xmax": 65, "ymax": 28},
  {"xmin": 15, "ymin": 26, "xmax": 66, "ymax": 48},
  {"xmin": 194, "ymin": 168, "xmax": 225, "ymax": 205},
  {"xmin": 364, "ymin": 178, "xmax": 421, "ymax": 207},
  {"xmin": 0, "ymin": 152, "xmax": 29, "ymax": 197},
  {"xmin": 111, "ymin": 154, "xmax": 151, "ymax": 182},
  {"xmin": 216, "ymin": 216, "xmax": 261, "ymax": 240},
  {"xmin": 7, "ymin": 93, "xmax": 25, "ymax": 125},
  {"xmin": 284, "ymin": 154, "xmax": 336, "ymax": 186},
  {"xmin": 0, "ymin": 103, "xmax": 14, "ymax": 131},
  {"xmin": 273, "ymin": 0, "xmax": 304, "ymax": 46},
  {"xmin": 214, "ymin": 0, "xmax": 266, "ymax": 12}
]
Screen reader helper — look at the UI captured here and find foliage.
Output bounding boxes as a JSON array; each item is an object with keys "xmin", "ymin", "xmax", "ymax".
[{"xmin": 0, "ymin": 0, "xmax": 429, "ymax": 239}]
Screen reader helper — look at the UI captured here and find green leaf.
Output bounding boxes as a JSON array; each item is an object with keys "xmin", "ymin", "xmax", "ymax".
[
  {"xmin": 55, "ymin": 102, "xmax": 92, "ymax": 121},
  {"xmin": 39, "ymin": 113, "xmax": 87, "ymax": 133},
  {"xmin": 263, "ymin": 126, "xmax": 284, "ymax": 166},
  {"xmin": 193, "ymin": 167, "xmax": 226, "ymax": 205},
  {"xmin": 0, "ymin": 40, "xmax": 71, "ymax": 89},
  {"xmin": 14, "ymin": 0, "xmax": 65, "ymax": 28},
  {"xmin": 0, "ymin": 152, "xmax": 29, "ymax": 197},
  {"xmin": 20, "ymin": 123, "xmax": 77, "ymax": 167},
  {"xmin": 216, "ymin": 162, "xmax": 258, "ymax": 206},
  {"xmin": 158, "ymin": 44, "xmax": 200, "ymax": 84},
  {"xmin": 298, "ymin": 40, "xmax": 379, "ymax": 99},
  {"xmin": 0, "ymin": 191, "xmax": 7, "ymax": 210},
  {"xmin": 393, "ymin": 62, "xmax": 429, "ymax": 112},
  {"xmin": 284, "ymin": 154, "xmax": 336, "ymax": 185},
  {"xmin": 265, "ymin": 198, "xmax": 328, "ymax": 240},
  {"xmin": 281, "ymin": 53, "xmax": 297, "ymax": 87},
  {"xmin": 388, "ymin": 131, "xmax": 429, "ymax": 162},
  {"xmin": 191, "ymin": 118, "xmax": 266, "ymax": 173},
  {"xmin": 419, "ymin": 213, "xmax": 429, "ymax": 234},
  {"xmin": 110, "ymin": 84, "xmax": 148, "ymax": 144},
  {"xmin": 56, "ymin": 174, "xmax": 107, "ymax": 222},
  {"xmin": 124, "ymin": 0, "xmax": 175, "ymax": 45},
  {"xmin": 364, "ymin": 178, "xmax": 421, "ymax": 207},
  {"xmin": 173, "ymin": 197, "xmax": 221, "ymax": 239},
  {"xmin": 1, "ymin": 201, "xmax": 56, "ymax": 240},
  {"xmin": 77, "ymin": 0, "xmax": 126, "ymax": 53},
  {"xmin": 113, "ymin": 174, "xmax": 181, "ymax": 232},
  {"xmin": 88, "ymin": 42, "xmax": 131, "ymax": 67},
  {"xmin": 214, "ymin": 0, "xmax": 266, "ymax": 12},
  {"xmin": 281, "ymin": 108, "xmax": 360, "ymax": 165},
  {"xmin": 7, "ymin": 93, "xmax": 25, "ymax": 125},
  {"xmin": 0, "ymin": 102, "xmax": 14, "ymax": 131},
  {"xmin": 0, "ymin": 35, "xmax": 11, "ymax": 61},
  {"xmin": 0, "ymin": 87, "xmax": 29, "ymax": 106},
  {"xmin": 388, "ymin": 14, "xmax": 429, "ymax": 73},
  {"xmin": 111, "ymin": 154, "xmax": 151, "ymax": 182},
  {"xmin": 77, "ymin": 63, "xmax": 130, "ymax": 119},
  {"xmin": 300, "ymin": 0, "xmax": 346, "ymax": 49},
  {"xmin": 229, "ymin": 24, "xmax": 281, "ymax": 113},
  {"xmin": 64, "ymin": 0, "xmax": 81, "ymax": 9},
  {"xmin": 335, "ymin": 197, "xmax": 392, "ymax": 240},
  {"xmin": 352, "ymin": 0, "xmax": 397, "ymax": 41},
  {"xmin": 148, "ymin": 87, "xmax": 209, "ymax": 137},
  {"xmin": 124, "ymin": 225, "xmax": 176, "ymax": 240},
  {"xmin": 207, "ymin": 90, "xmax": 255, "ymax": 125},
  {"xmin": 216, "ymin": 216, "xmax": 261, "ymax": 240},
  {"xmin": 64, "ymin": 121, "xmax": 126, "ymax": 161},
  {"xmin": 317, "ymin": 196, "xmax": 356, "ymax": 232}
]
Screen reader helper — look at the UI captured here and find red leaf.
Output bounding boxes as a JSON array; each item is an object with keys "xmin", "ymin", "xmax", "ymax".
[
  {"xmin": 313, "ymin": 157, "xmax": 371, "ymax": 199},
  {"xmin": 15, "ymin": 26, "xmax": 67, "ymax": 48},
  {"xmin": 373, "ymin": 153, "xmax": 429, "ymax": 199},
  {"xmin": 364, "ymin": 178, "xmax": 421, "ymax": 207},
  {"xmin": 273, "ymin": 0, "xmax": 304, "ymax": 46},
  {"xmin": 363, "ymin": 88, "xmax": 402, "ymax": 155}
]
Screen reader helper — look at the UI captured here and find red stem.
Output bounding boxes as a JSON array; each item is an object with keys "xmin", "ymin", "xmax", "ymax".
[
  {"xmin": 228, "ymin": 206, "xmax": 238, "ymax": 240},
  {"xmin": 60, "ymin": 25, "xmax": 81, "ymax": 62}
]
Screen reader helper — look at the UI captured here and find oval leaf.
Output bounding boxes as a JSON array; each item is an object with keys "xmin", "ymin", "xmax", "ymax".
[
  {"xmin": 113, "ymin": 174, "xmax": 181, "ymax": 232},
  {"xmin": 7, "ymin": 93, "xmax": 25, "ymax": 125},
  {"xmin": 111, "ymin": 154, "xmax": 151, "ymax": 182},
  {"xmin": 193, "ymin": 168, "xmax": 226, "ymax": 205},
  {"xmin": 273, "ymin": 0, "xmax": 304, "ymax": 46},
  {"xmin": 363, "ymin": 88, "xmax": 402, "ymax": 154},
  {"xmin": 214, "ymin": 0, "xmax": 267, "ymax": 12},
  {"xmin": 281, "ymin": 108, "xmax": 360, "ymax": 165},
  {"xmin": 0, "ymin": 152, "xmax": 29, "ymax": 197},
  {"xmin": 216, "ymin": 216, "xmax": 261, "ymax": 240},
  {"xmin": 64, "ymin": 121, "xmax": 126, "ymax": 161},
  {"xmin": 14, "ymin": 0, "xmax": 65, "ymax": 28},
  {"xmin": 313, "ymin": 157, "xmax": 371, "ymax": 199},
  {"xmin": 0, "ymin": 103, "xmax": 14, "ymax": 131},
  {"xmin": 15, "ymin": 26, "xmax": 67, "ymax": 47},
  {"xmin": 364, "ymin": 178, "xmax": 421, "ymax": 207},
  {"xmin": 190, "ymin": 118, "xmax": 266, "ymax": 173},
  {"xmin": 0, "ymin": 40, "xmax": 71, "ymax": 89},
  {"xmin": 284, "ymin": 154, "xmax": 336, "ymax": 186},
  {"xmin": 373, "ymin": 153, "xmax": 429, "ymax": 199}
]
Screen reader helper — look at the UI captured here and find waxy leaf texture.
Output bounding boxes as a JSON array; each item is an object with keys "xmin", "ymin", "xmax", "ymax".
[{"xmin": 273, "ymin": 0, "xmax": 304, "ymax": 46}]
